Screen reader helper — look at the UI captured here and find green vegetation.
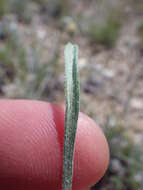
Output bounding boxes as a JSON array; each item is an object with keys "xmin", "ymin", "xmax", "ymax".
[
  {"xmin": 34, "ymin": 0, "xmax": 62, "ymax": 17},
  {"xmin": 0, "ymin": 0, "xmax": 8, "ymax": 17},
  {"xmin": 91, "ymin": 117, "xmax": 143, "ymax": 190},
  {"xmin": 0, "ymin": 30, "xmax": 59, "ymax": 99},
  {"xmin": 138, "ymin": 20, "xmax": 143, "ymax": 50},
  {"xmin": 88, "ymin": 15, "xmax": 121, "ymax": 48},
  {"xmin": 0, "ymin": 0, "xmax": 69, "ymax": 23},
  {"xmin": 130, "ymin": 0, "xmax": 143, "ymax": 14},
  {"xmin": 33, "ymin": 0, "xmax": 69, "ymax": 18},
  {"xmin": 0, "ymin": 0, "xmax": 32, "ymax": 23},
  {"xmin": 11, "ymin": 0, "xmax": 32, "ymax": 23}
]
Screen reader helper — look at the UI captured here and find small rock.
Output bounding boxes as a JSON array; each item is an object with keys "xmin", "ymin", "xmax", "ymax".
[
  {"xmin": 134, "ymin": 173, "xmax": 143, "ymax": 183},
  {"xmin": 111, "ymin": 159, "xmax": 125, "ymax": 176},
  {"xmin": 102, "ymin": 68, "xmax": 115, "ymax": 78},
  {"xmin": 37, "ymin": 28, "xmax": 46, "ymax": 40},
  {"xmin": 78, "ymin": 58, "xmax": 87, "ymax": 69},
  {"xmin": 130, "ymin": 98, "xmax": 143, "ymax": 110}
]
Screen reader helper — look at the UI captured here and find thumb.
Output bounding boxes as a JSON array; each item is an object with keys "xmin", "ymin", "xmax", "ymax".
[{"xmin": 0, "ymin": 100, "xmax": 109, "ymax": 190}]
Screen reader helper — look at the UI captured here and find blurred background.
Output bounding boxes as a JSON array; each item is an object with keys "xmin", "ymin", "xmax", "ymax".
[{"xmin": 0, "ymin": 0, "xmax": 143, "ymax": 189}]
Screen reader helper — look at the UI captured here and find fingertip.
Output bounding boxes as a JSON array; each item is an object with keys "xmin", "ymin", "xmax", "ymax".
[
  {"xmin": 72, "ymin": 112, "xmax": 109, "ymax": 190},
  {"xmin": 0, "ymin": 100, "xmax": 109, "ymax": 190},
  {"xmin": 0, "ymin": 100, "xmax": 62, "ymax": 190}
]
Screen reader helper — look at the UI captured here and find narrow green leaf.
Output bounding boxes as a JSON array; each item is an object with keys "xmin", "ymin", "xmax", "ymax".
[{"xmin": 62, "ymin": 43, "xmax": 80, "ymax": 190}]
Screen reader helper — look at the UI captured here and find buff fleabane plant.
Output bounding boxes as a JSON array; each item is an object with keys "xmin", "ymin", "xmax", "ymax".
[{"xmin": 62, "ymin": 43, "xmax": 80, "ymax": 190}]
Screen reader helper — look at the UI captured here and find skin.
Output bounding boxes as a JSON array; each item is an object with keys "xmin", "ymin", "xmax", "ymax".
[{"xmin": 0, "ymin": 100, "xmax": 109, "ymax": 190}]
